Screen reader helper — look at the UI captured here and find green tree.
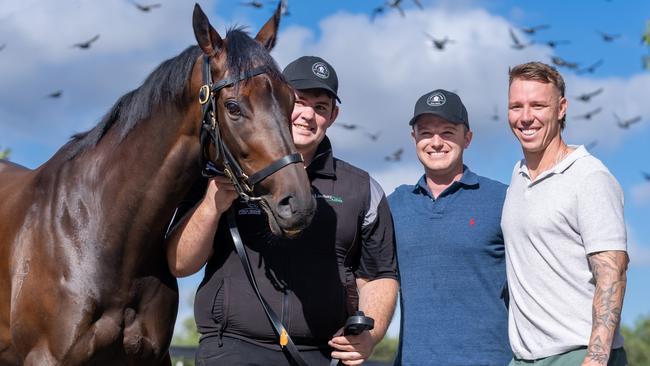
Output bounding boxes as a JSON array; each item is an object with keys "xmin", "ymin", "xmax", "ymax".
[
  {"xmin": 370, "ymin": 336, "xmax": 398, "ymax": 363},
  {"xmin": 170, "ymin": 316, "xmax": 199, "ymax": 366},
  {"xmin": 621, "ymin": 313, "xmax": 650, "ymax": 365},
  {"xmin": 643, "ymin": 20, "xmax": 650, "ymax": 70},
  {"xmin": 172, "ymin": 316, "xmax": 200, "ymax": 346},
  {"xmin": 0, "ymin": 147, "xmax": 10, "ymax": 160}
]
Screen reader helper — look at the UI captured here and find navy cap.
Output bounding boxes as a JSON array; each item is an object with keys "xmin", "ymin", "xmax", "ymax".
[
  {"xmin": 282, "ymin": 56, "xmax": 341, "ymax": 102},
  {"xmin": 409, "ymin": 89, "xmax": 469, "ymax": 129}
]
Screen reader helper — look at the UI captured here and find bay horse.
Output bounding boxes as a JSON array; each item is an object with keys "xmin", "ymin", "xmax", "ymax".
[{"xmin": 0, "ymin": 4, "xmax": 315, "ymax": 365}]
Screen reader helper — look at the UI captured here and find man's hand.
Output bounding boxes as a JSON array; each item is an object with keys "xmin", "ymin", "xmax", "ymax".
[
  {"xmin": 329, "ymin": 328, "xmax": 375, "ymax": 366},
  {"xmin": 203, "ymin": 176, "xmax": 238, "ymax": 214}
]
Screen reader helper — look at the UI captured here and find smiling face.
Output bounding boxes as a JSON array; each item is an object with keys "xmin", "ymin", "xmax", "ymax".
[
  {"xmin": 508, "ymin": 78, "xmax": 567, "ymax": 158},
  {"xmin": 290, "ymin": 89, "xmax": 339, "ymax": 163},
  {"xmin": 411, "ymin": 114, "xmax": 472, "ymax": 181}
]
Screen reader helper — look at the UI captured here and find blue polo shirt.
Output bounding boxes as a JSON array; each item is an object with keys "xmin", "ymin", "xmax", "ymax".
[{"xmin": 388, "ymin": 166, "xmax": 511, "ymax": 366}]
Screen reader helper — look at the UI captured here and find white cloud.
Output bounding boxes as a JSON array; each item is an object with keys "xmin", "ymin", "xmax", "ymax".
[{"xmin": 270, "ymin": 4, "xmax": 650, "ymax": 187}]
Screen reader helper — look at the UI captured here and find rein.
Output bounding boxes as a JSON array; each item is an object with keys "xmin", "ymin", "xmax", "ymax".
[{"xmin": 197, "ymin": 55, "xmax": 303, "ymax": 201}]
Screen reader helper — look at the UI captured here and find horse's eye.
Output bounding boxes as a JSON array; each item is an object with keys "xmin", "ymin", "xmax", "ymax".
[{"xmin": 224, "ymin": 101, "xmax": 241, "ymax": 117}]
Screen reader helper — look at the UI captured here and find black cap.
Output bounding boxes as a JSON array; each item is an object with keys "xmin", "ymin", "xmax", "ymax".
[
  {"xmin": 408, "ymin": 89, "xmax": 469, "ymax": 129},
  {"xmin": 282, "ymin": 56, "xmax": 341, "ymax": 102}
]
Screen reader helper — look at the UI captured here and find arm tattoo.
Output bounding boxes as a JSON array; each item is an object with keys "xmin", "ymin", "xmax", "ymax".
[{"xmin": 586, "ymin": 251, "xmax": 628, "ymax": 364}]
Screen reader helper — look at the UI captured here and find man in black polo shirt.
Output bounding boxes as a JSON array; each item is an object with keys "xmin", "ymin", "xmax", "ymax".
[{"xmin": 165, "ymin": 56, "xmax": 399, "ymax": 366}]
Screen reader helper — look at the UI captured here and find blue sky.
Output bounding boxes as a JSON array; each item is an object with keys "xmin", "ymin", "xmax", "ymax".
[{"xmin": 1, "ymin": 0, "xmax": 649, "ymax": 338}]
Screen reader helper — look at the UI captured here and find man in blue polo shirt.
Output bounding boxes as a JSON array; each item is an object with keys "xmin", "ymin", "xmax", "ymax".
[{"xmin": 388, "ymin": 89, "xmax": 511, "ymax": 365}]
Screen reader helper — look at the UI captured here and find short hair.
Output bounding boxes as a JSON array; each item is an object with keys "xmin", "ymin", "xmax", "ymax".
[{"xmin": 509, "ymin": 62, "xmax": 566, "ymax": 128}]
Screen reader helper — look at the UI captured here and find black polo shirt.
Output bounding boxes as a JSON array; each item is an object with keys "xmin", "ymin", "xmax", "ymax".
[{"xmin": 180, "ymin": 137, "xmax": 397, "ymax": 350}]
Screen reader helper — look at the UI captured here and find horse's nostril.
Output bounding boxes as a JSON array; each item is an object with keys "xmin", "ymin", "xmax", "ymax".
[{"xmin": 277, "ymin": 194, "xmax": 295, "ymax": 219}]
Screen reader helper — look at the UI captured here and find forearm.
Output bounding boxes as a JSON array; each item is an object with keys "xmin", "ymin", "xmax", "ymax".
[
  {"xmin": 165, "ymin": 199, "xmax": 222, "ymax": 277},
  {"xmin": 356, "ymin": 277, "xmax": 399, "ymax": 344},
  {"xmin": 584, "ymin": 250, "xmax": 628, "ymax": 364}
]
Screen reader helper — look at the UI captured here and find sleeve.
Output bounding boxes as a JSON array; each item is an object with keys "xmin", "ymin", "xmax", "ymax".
[
  {"xmin": 355, "ymin": 176, "xmax": 399, "ymax": 280},
  {"xmin": 164, "ymin": 177, "xmax": 208, "ymax": 238},
  {"xmin": 577, "ymin": 169, "xmax": 627, "ymax": 254}
]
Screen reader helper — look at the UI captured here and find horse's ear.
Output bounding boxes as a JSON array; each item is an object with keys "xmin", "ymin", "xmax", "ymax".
[
  {"xmin": 255, "ymin": 2, "xmax": 282, "ymax": 50},
  {"xmin": 193, "ymin": 4, "xmax": 223, "ymax": 56}
]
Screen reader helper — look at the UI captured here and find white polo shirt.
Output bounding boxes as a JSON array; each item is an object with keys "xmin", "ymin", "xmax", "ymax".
[{"xmin": 501, "ymin": 145, "xmax": 627, "ymax": 360}]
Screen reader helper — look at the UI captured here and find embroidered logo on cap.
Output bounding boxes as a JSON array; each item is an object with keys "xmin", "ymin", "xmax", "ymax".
[
  {"xmin": 312, "ymin": 62, "xmax": 330, "ymax": 79},
  {"xmin": 426, "ymin": 92, "xmax": 446, "ymax": 107}
]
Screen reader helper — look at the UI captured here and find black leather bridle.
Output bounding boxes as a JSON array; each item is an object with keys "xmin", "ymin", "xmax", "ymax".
[{"xmin": 197, "ymin": 55, "xmax": 303, "ymax": 202}]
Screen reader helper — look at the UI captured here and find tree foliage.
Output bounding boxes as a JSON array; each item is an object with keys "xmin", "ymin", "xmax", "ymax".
[
  {"xmin": 172, "ymin": 316, "xmax": 200, "ymax": 346},
  {"xmin": 0, "ymin": 147, "xmax": 11, "ymax": 160},
  {"xmin": 370, "ymin": 336, "xmax": 398, "ymax": 362},
  {"xmin": 641, "ymin": 19, "xmax": 650, "ymax": 70},
  {"xmin": 621, "ymin": 313, "xmax": 650, "ymax": 366}
]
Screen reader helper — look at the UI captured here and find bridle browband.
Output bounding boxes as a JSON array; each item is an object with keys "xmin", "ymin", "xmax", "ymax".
[{"xmin": 198, "ymin": 55, "xmax": 303, "ymax": 201}]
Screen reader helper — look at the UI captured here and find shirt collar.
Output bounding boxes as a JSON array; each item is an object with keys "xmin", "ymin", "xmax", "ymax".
[
  {"xmin": 517, "ymin": 145, "xmax": 588, "ymax": 180},
  {"xmin": 306, "ymin": 136, "xmax": 336, "ymax": 179},
  {"xmin": 413, "ymin": 165, "xmax": 478, "ymax": 196}
]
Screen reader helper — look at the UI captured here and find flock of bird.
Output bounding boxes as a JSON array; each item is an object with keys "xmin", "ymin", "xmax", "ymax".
[
  {"xmin": 233, "ymin": 1, "xmax": 646, "ymax": 165},
  {"xmin": 1, "ymin": 1, "xmax": 161, "ymax": 101},
  {"xmin": 1, "ymin": 1, "xmax": 646, "ymax": 172}
]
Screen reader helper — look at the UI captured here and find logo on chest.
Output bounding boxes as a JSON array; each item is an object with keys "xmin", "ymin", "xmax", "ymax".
[
  {"xmin": 238, "ymin": 201, "xmax": 262, "ymax": 215},
  {"xmin": 313, "ymin": 193, "xmax": 344, "ymax": 204}
]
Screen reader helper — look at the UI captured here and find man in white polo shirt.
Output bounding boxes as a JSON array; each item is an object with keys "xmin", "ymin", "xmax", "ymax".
[{"xmin": 502, "ymin": 61, "xmax": 629, "ymax": 366}]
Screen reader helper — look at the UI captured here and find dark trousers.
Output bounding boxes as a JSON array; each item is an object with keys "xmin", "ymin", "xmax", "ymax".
[{"xmin": 196, "ymin": 336, "xmax": 333, "ymax": 366}]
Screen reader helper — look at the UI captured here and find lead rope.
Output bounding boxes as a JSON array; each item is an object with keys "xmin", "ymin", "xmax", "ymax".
[{"xmin": 227, "ymin": 209, "xmax": 310, "ymax": 366}]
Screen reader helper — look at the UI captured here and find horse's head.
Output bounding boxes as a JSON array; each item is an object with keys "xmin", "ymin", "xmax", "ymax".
[{"xmin": 191, "ymin": 4, "xmax": 315, "ymax": 237}]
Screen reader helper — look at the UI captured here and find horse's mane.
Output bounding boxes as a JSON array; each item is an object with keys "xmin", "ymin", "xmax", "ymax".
[{"xmin": 61, "ymin": 27, "xmax": 284, "ymax": 161}]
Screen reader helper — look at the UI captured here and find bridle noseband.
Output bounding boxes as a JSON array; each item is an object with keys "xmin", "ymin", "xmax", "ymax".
[{"xmin": 198, "ymin": 55, "xmax": 303, "ymax": 202}]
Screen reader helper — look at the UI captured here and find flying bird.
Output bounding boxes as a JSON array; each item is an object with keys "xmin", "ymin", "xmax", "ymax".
[
  {"xmin": 597, "ymin": 30, "xmax": 621, "ymax": 42},
  {"xmin": 424, "ymin": 33, "xmax": 455, "ymax": 50},
  {"xmin": 46, "ymin": 90, "xmax": 63, "ymax": 98},
  {"xmin": 574, "ymin": 107, "xmax": 603, "ymax": 120},
  {"xmin": 574, "ymin": 88, "xmax": 603, "ymax": 102},
  {"xmin": 509, "ymin": 28, "xmax": 530, "ymax": 50},
  {"xmin": 336, "ymin": 123, "xmax": 359, "ymax": 130},
  {"xmin": 491, "ymin": 105, "xmax": 500, "ymax": 122},
  {"xmin": 370, "ymin": 5, "xmax": 385, "ymax": 22},
  {"xmin": 577, "ymin": 59, "xmax": 604, "ymax": 74},
  {"xmin": 387, "ymin": 0, "xmax": 405, "ymax": 17},
  {"xmin": 72, "ymin": 34, "xmax": 100, "ymax": 49},
  {"xmin": 551, "ymin": 56, "xmax": 579, "ymax": 69},
  {"xmin": 130, "ymin": 1, "xmax": 161, "ymax": 12},
  {"xmin": 385, "ymin": 148, "xmax": 403, "ymax": 162},
  {"xmin": 278, "ymin": 0, "xmax": 290, "ymax": 16},
  {"xmin": 542, "ymin": 40, "xmax": 570, "ymax": 48},
  {"xmin": 240, "ymin": 1, "xmax": 264, "ymax": 8},
  {"xmin": 614, "ymin": 114, "xmax": 642, "ymax": 129},
  {"xmin": 520, "ymin": 24, "xmax": 550, "ymax": 35},
  {"xmin": 0, "ymin": 43, "xmax": 5, "ymax": 52},
  {"xmin": 365, "ymin": 131, "xmax": 381, "ymax": 141}
]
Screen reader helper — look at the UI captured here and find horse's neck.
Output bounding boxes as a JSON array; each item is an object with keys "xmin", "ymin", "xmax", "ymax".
[
  {"xmin": 106, "ymin": 108, "xmax": 201, "ymax": 233},
  {"xmin": 48, "ymin": 105, "xmax": 202, "ymax": 252}
]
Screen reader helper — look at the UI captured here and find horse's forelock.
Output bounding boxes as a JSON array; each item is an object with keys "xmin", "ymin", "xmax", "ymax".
[{"xmin": 224, "ymin": 27, "xmax": 284, "ymax": 86}]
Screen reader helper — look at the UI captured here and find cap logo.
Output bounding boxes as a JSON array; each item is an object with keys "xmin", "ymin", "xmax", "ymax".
[
  {"xmin": 426, "ymin": 92, "xmax": 446, "ymax": 107},
  {"xmin": 311, "ymin": 62, "xmax": 330, "ymax": 79}
]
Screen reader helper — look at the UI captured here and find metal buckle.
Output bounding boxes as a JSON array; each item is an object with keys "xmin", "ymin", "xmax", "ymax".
[
  {"xmin": 199, "ymin": 85, "xmax": 211, "ymax": 105},
  {"xmin": 240, "ymin": 173, "xmax": 254, "ymax": 193}
]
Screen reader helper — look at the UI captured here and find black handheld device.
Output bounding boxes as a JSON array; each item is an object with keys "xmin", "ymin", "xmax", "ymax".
[{"xmin": 343, "ymin": 311, "xmax": 374, "ymax": 336}]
